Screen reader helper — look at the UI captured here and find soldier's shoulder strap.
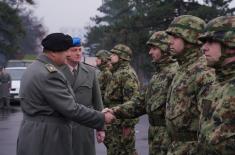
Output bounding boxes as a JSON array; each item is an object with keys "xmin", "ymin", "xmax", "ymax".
[
  {"xmin": 83, "ymin": 62, "xmax": 97, "ymax": 69},
  {"xmin": 45, "ymin": 64, "xmax": 57, "ymax": 73}
]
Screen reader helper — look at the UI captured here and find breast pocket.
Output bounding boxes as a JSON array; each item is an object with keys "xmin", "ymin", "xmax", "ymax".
[{"xmin": 76, "ymin": 83, "xmax": 93, "ymax": 107}]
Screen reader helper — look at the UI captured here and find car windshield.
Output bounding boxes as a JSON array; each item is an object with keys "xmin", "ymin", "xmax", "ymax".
[{"xmin": 6, "ymin": 68, "xmax": 26, "ymax": 80}]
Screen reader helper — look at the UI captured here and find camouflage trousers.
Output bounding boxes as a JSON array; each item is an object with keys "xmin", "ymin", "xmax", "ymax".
[
  {"xmin": 197, "ymin": 137, "xmax": 235, "ymax": 155},
  {"xmin": 148, "ymin": 125, "xmax": 171, "ymax": 155},
  {"xmin": 167, "ymin": 141, "xmax": 198, "ymax": 155},
  {"xmin": 104, "ymin": 123, "xmax": 137, "ymax": 155}
]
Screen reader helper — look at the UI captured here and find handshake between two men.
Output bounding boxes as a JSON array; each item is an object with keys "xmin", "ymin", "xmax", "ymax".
[
  {"xmin": 96, "ymin": 108, "xmax": 116, "ymax": 143},
  {"xmin": 103, "ymin": 107, "xmax": 115, "ymax": 123}
]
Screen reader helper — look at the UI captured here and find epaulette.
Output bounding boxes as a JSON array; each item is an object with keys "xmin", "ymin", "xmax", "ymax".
[
  {"xmin": 45, "ymin": 64, "xmax": 57, "ymax": 73},
  {"xmin": 83, "ymin": 62, "xmax": 98, "ymax": 69}
]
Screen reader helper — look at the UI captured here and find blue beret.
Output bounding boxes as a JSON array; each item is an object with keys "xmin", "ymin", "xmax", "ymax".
[
  {"xmin": 41, "ymin": 33, "xmax": 73, "ymax": 52},
  {"xmin": 72, "ymin": 37, "xmax": 81, "ymax": 47}
]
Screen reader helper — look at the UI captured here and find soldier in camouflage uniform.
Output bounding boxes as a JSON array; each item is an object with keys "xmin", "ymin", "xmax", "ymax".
[
  {"xmin": 111, "ymin": 31, "xmax": 179, "ymax": 155},
  {"xmin": 197, "ymin": 16, "xmax": 235, "ymax": 155},
  {"xmin": 96, "ymin": 50, "xmax": 112, "ymax": 102},
  {"xmin": 165, "ymin": 15, "xmax": 216, "ymax": 155},
  {"xmin": 104, "ymin": 44, "xmax": 140, "ymax": 155}
]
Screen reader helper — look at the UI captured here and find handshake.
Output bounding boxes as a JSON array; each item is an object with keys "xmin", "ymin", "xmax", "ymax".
[
  {"xmin": 102, "ymin": 108, "xmax": 115, "ymax": 124},
  {"xmin": 96, "ymin": 108, "xmax": 115, "ymax": 143}
]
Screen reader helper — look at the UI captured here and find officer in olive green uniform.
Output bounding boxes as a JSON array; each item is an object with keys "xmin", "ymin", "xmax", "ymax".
[
  {"xmin": 104, "ymin": 44, "xmax": 140, "ymax": 155},
  {"xmin": 197, "ymin": 16, "xmax": 235, "ymax": 155},
  {"xmin": 111, "ymin": 31, "xmax": 179, "ymax": 155},
  {"xmin": 165, "ymin": 15, "xmax": 216, "ymax": 155},
  {"xmin": 17, "ymin": 33, "xmax": 114, "ymax": 155},
  {"xmin": 96, "ymin": 50, "xmax": 112, "ymax": 103},
  {"xmin": 60, "ymin": 37, "xmax": 104, "ymax": 155}
]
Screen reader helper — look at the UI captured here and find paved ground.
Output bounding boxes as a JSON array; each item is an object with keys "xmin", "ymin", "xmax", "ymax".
[{"xmin": 0, "ymin": 106, "xmax": 149, "ymax": 155}]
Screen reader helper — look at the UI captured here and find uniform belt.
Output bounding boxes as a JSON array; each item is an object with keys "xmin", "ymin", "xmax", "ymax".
[
  {"xmin": 23, "ymin": 114, "xmax": 70, "ymax": 124},
  {"xmin": 148, "ymin": 116, "xmax": 166, "ymax": 126},
  {"xmin": 172, "ymin": 131, "xmax": 198, "ymax": 142}
]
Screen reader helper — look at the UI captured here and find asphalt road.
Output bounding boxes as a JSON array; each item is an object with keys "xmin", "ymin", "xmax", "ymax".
[{"xmin": 0, "ymin": 106, "xmax": 149, "ymax": 155}]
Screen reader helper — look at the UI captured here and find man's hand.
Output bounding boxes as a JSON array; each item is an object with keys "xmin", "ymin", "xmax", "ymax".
[
  {"xmin": 103, "ymin": 109, "xmax": 115, "ymax": 124},
  {"xmin": 102, "ymin": 108, "xmax": 114, "ymax": 114},
  {"xmin": 96, "ymin": 130, "xmax": 105, "ymax": 143}
]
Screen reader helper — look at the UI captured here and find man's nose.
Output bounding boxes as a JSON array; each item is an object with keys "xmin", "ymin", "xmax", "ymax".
[{"xmin": 201, "ymin": 43, "xmax": 208, "ymax": 54}]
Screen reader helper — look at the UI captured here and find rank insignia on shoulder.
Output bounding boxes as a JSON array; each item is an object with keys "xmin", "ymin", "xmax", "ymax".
[{"xmin": 45, "ymin": 64, "xmax": 57, "ymax": 73}]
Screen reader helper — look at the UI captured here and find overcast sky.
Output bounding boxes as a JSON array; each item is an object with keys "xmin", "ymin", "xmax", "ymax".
[
  {"xmin": 32, "ymin": 0, "xmax": 102, "ymax": 38},
  {"xmin": 31, "ymin": 0, "xmax": 235, "ymax": 38}
]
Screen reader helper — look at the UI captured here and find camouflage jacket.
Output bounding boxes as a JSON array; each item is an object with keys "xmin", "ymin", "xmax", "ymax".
[
  {"xmin": 113, "ymin": 58, "xmax": 179, "ymax": 122},
  {"xmin": 97, "ymin": 64, "xmax": 112, "ymax": 103},
  {"xmin": 199, "ymin": 62, "xmax": 235, "ymax": 145},
  {"xmin": 166, "ymin": 47, "xmax": 216, "ymax": 134},
  {"xmin": 104, "ymin": 61, "xmax": 140, "ymax": 127}
]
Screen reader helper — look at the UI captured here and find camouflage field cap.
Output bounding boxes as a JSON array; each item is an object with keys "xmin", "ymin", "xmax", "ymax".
[
  {"xmin": 110, "ymin": 44, "xmax": 132, "ymax": 61},
  {"xmin": 96, "ymin": 50, "xmax": 111, "ymax": 61},
  {"xmin": 146, "ymin": 31, "xmax": 170, "ymax": 53},
  {"xmin": 199, "ymin": 16, "xmax": 235, "ymax": 48},
  {"xmin": 166, "ymin": 15, "xmax": 206, "ymax": 44}
]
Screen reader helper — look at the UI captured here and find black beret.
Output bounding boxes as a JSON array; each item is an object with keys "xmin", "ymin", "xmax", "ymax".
[{"xmin": 41, "ymin": 33, "xmax": 73, "ymax": 52}]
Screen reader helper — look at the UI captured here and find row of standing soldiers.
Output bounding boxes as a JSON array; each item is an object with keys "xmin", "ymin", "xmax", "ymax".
[{"xmin": 96, "ymin": 15, "xmax": 235, "ymax": 155}]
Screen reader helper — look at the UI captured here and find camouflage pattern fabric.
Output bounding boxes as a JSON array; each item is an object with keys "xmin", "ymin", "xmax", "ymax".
[
  {"xmin": 96, "ymin": 50, "xmax": 112, "ymax": 102},
  {"xmin": 199, "ymin": 16, "xmax": 235, "ymax": 48},
  {"xmin": 104, "ymin": 60, "xmax": 140, "ymax": 155},
  {"xmin": 147, "ymin": 31, "xmax": 171, "ymax": 53},
  {"xmin": 166, "ymin": 15, "xmax": 205, "ymax": 45},
  {"xmin": 147, "ymin": 61, "xmax": 179, "ymax": 155},
  {"xmin": 112, "ymin": 31, "xmax": 179, "ymax": 155},
  {"xmin": 96, "ymin": 49, "xmax": 111, "ymax": 64},
  {"xmin": 110, "ymin": 44, "xmax": 132, "ymax": 61},
  {"xmin": 197, "ymin": 16, "xmax": 235, "ymax": 155},
  {"xmin": 97, "ymin": 64, "xmax": 112, "ymax": 103},
  {"xmin": 198, "ymin": 64, "xmax": 235, "ymax": 155},
  {"xmin": 104, "ymin": 123, "xmax": 137, "ymax": 155},
  {"xmin": 113, "ymin": 60, "xmax": 179, "ymax": 155},
  {"xmin": 166, "ymin": 47, "xmax": 216, "ymax": 155}
]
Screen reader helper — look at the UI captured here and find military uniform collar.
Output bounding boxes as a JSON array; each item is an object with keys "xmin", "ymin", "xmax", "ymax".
[
  {"xmin": 111, "ymin": 60, "xmax": 129, "ymax": 72},
  {"xmin": 216, "ymin": 61, "xmax": 235, "ymax": 82},
  {"xmin": 176, "ymin": 46, "xmax": 200, "ymax": 68},
  {"xmin": 67, "ymin": 63, "xmax": 78, "ymax": 73},
  {"xmin": 152, "ymin": 56, "xmax": 177, "ymax": 72},
  {"xmin": 79, "ymin": 62, "xmax": 89, "ymax": 73},
  {"xmin": 37, "ymin": 54, "xmax": 57, "ymax": 67},
  {"xmin": 98, "ymin": 63, "xmax": 109, "ymax": 71}
]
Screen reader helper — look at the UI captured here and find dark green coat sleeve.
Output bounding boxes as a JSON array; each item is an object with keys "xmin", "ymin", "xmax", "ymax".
[{"xmin": 43, "ymin": 72, "xmax": 105, "ymax": 130}]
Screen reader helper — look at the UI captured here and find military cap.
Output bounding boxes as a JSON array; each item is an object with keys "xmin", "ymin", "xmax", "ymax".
[
  {"xmin": 199, "ymin": 16, "xmax": 235, "ymax": 48},
  {"xmin": 110, "ymin": 44, "xmax": 132, "ymax": 61},
  {"xmin": 41, "ymin": 33, "xmax": 73, "ymax": 52},
  {"xmin": 146, "ymin": 31, "xmax": 170, "ymax": 53},
  {"xmin": 72, "ymin": 37, "xmax": 81, "ymax": 47},
  {"xmin": 166, "ymin": 15, "xmax": 205, "ymax": 45},
  {"xmin": 96, "ymin": 50, "xmax": 111, "ymax": 61}
]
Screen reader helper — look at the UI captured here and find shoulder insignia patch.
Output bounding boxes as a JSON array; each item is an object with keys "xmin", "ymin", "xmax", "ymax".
[{"xmin": 45, "ymin": 64, "xmax": 57, "ymax": 73}]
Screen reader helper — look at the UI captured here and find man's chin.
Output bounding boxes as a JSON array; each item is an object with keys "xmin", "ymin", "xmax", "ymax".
[
  {"xmin": 169, "ymin": 51, "xmax": 178, "ymax": 56},
  {"xmin": 72, "ymin": 60, "xmax": 80, "ymax": 63}
]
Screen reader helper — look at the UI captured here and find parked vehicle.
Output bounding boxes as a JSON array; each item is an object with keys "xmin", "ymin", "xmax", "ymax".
[
  {"xmin": 5, "ymin": 67, "xmax": 26, "ymax": 103},
  {"xmin": 7, "ymin": 60, "xmax": 33, "ymax": 67}
]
